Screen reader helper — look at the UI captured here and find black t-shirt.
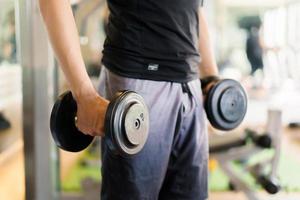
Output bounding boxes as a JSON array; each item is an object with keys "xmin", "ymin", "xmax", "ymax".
[{"xmin": 102, "ymin": 0, "xmax": 204, "ymax": 82}]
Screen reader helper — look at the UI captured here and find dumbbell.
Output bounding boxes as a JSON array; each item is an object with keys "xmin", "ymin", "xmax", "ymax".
[
  {"xmin": 201, "ymin": 77, "xmax": 248, "ymax": 131},
  {"xmin": 50, "ymin": 90, "xmax": 149, "ymax": 156}
]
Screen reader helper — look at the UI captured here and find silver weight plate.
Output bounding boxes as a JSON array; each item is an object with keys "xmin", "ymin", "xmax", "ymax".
[
  {"xmin": 124, "ymin": 103, "xmax": 148, "ymax": 146},
  {"xmin": 112, "ymin": 91, "xmax": 149, "ymax": 156}
]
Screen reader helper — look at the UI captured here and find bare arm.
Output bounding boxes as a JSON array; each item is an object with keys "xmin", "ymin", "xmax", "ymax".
[
  {"xmin": 198, "ymin": 8, "xmax": 219, "ymax": 78},
  {"xmin": 39, "ymin": 0, "xmax": 108, "ymax": 136},
  {"xmin": 39, "ymin": 0, "xmax": 94, "ymax": 97}
]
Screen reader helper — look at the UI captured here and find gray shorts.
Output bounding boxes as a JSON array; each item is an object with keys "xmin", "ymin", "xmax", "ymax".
[{"xmin": 98, "ymin": 66, "xmax": 208, "ymax": 200}]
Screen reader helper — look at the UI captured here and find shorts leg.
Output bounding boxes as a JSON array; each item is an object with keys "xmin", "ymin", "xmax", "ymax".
[
  {"xmin": 158, "ymin": 80, "xmax": 209, "ymax": 200},
  {"xmin": 98, "ymin": 67, "xmax": 185, "ymax": 200}
]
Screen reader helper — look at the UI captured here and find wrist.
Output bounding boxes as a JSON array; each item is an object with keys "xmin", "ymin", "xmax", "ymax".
[{"xmin": 73, "ymin": 80, "xmax": 97, "ymax": 101}]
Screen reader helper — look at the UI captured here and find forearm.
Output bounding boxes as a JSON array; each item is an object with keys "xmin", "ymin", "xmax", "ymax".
[
  {"xmin": 198, "ymin": 8, "xmax": 219, "ymax": 78},
  {"xmin": 39, "ymin": 0, "xmax": 94, "ymax": 98}
]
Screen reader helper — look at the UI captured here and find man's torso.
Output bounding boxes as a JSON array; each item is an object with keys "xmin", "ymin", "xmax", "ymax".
[{"xmin": 102, "ymin": 0, "xmax": 202, "ymax": 82}]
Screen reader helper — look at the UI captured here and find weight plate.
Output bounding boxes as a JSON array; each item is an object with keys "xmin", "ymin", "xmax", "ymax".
[
  {"xmin": 205, "ymin": 79, "xmax": 247, "ymax": 131},
  {"xmin": 50, "ymin": 91, "xmax": 94, "ymax": 152},
  {"xmin": 104, "ymin": 92, "xmax": 121, "ymax": 154},
  {"xmin": 219, "ymin": 87, "xmax": 246, "ymax": 122},
  {"xmin": 124, "ymin": 103, "xmax": 147, "ymax": 146},
  {"xmin": 104, "ymin": 91, "xmax": 149, "ymax": 156}
]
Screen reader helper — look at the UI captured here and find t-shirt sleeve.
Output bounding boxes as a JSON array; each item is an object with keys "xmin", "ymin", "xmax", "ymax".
[{"xmin": 200, "ymin": 0, "xmax": 204, "ymax": 7}]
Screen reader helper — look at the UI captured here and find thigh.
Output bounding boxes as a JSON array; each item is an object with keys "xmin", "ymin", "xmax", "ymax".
[
  {"xmin": 98, "ymin": 67, "xmax": 183, "ymax": 200},
  {"xmin": 159, "ymin": 80, "xmax": 209, "ymax": 200}
]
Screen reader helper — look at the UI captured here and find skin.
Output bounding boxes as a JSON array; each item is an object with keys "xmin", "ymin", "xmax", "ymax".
[
  {"xmin": 198, "ymin": 8, "xmax": 219, "ymax": 78},
  {"xmin": 198, "ymin": 8, "xmax": 219, "ymax": 99},
  {"xmin": 39, "ymin": 0, "xmax": 109, "ymax": 136},
  {"xmin": 39, "ymin": 0, "xmax": 218, "ymax": 137},
  {"xmin": 199, "ymin": 8, "xmax": 219, "ymax": 102}
]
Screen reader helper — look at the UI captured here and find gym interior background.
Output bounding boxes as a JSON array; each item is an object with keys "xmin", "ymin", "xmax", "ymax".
[{"xmin": 0, "ymin": 0, "xmax": 300, "ymax": 199}]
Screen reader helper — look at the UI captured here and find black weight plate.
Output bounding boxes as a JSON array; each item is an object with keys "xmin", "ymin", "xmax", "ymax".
[
  {"xmin": 50, "ymin": 91, "xmax": 94, "ymax": 152},
  {"xmin": 104, "ymin": 91, "xmax": 149, "ymax": 156},
  {"xmin": 205, "ymin": 79, "xmax": 247, "ymax": 131},
  {"xmin": 219, "ymin": 87, "xmax": 246, "ymax": 122}
]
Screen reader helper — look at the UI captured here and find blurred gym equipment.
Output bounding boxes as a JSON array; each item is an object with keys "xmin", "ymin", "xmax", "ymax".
[{"xmin": 210, "ymin": 109, "xmax": 282, "ymax": 200}]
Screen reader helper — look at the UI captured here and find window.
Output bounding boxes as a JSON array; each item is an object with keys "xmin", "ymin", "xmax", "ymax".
[{"xmin": 0, "ymin": 1, "xmax": 17, "ymax": 66}]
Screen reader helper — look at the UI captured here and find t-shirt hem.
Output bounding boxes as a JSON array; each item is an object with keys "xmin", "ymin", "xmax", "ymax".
[{"xmin": 102, "ymin": 61, "xmax": 199, "ymax": 83}]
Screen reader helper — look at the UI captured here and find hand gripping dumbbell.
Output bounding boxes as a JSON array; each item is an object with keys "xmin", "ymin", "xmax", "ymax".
[
  {"xmin": 201, "ymin": 76, "xmax": 247, "ymax": 131},
  {"xmin": 50, "ymin": 90, "xmax": 149, "ymax": 156}
]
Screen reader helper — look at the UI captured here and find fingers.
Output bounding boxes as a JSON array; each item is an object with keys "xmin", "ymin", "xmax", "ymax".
[
  {"xmin": 76, "ymin": 118, "xmax": 93, "ymax": 135},
  {"xmin": 202, "ymin": 82, "xmax": 216, "ymax": 105},
  {"xmin": 76, "ymin": 104, "xmax": 107, "ymax": 137},
  {"xmin": 92, "ymin": 110, "xmax": 105, "ymax": 137},
  {"xmin": 203, "ymin": 82, "xmax": 215, "ymax": 95},
  {"xmin": 73, "ymin": 92, "xmax": 109, "ymax": 137},
  {"xmin": 76, "ymin": 117, "xmax": 104, "ymax": 136}
]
